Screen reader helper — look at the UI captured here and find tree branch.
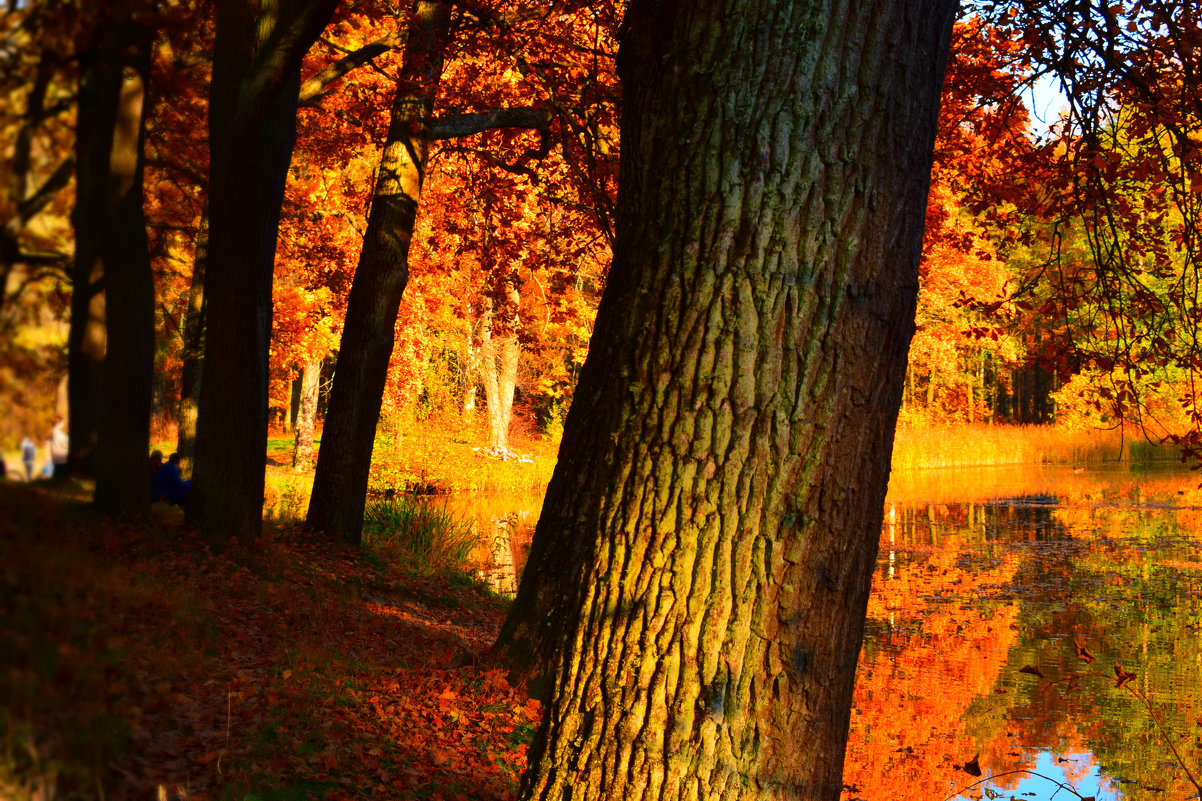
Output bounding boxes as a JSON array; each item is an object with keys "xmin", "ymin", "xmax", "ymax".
[
  {"xmin": 429, "ymin": 106, "xmax": 550, "ymax": 140},
  {"xmin": 239, "ymin": 0, "xmax": 341, "ymax": 117},
  {"xmin": 298, "ymin": 29, "xmax": 407, "ymax": 107},
  {"xmin": 13, "ymin": 155, "xmax": 74, "ymax": 227}
]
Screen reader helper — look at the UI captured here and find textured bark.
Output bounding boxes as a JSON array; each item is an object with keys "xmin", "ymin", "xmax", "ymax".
[
  {"xmin": 188, "ymin": 0, "xmax": 338, "ymax": 546},
  {"xmin": 93, "ymin": 18, "xmax": 155, "ymax": 515},
  {"xmin": 498, "ymin": 2, "xmax": 956, "ymax": 800},
  {"xmin": 307, "ymin": 0, "xmax": 452, "ymax": 545},
  {"xmin": 176, "ymin": 207, "xmax": 208, "ymax": 477},
  {"xmin": 292, "ymin": 361, "xmax": 320, "ymax": 470}
]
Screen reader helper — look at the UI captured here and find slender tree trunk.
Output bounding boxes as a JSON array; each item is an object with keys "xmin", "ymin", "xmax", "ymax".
[
  {"xmin": 307, "ymin": 0, "xmax": 452, "ymax": 545},
  {"xmin": 176, "ymin": 205, "xmax": 208, "ymax": 477},
  {"xmin": 292, "ymin": 361, "xmax": 320, "ymax": 470},
  {"xmin": 965, "ymin": 353, "xmax": 975, "ymax": 423},
  {"xmin": 496, "ymin": 3, "xmax": 955, "ymax": 800},
  {"xmin": 94, "ymin": 18, "xmax": 154, "ymax": 515},
  {"xmin": 187, "ymin": 0, "xmax": 338, "ymax": 547},
  {"xmin": 481, "ymin": 293, "xmax": 521, "ymax": 454}
]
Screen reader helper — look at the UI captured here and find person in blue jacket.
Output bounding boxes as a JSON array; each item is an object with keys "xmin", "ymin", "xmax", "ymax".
[{"xmin": 151, "ymin": 452, "xmax": 191, "ymax": 506}]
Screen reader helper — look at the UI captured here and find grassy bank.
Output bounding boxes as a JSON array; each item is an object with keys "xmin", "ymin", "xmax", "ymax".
[
  {"xmin": 891, "ymin": 424, "xmax": 1179, "ymax": 471},
  {"xmin": 0, "ymin": 481, "xmax": 534, "ymax": 801}
]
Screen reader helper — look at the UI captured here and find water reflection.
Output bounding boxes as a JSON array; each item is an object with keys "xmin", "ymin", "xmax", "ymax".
[
  {"xmin": 847, "ymin": 464, "xmax": 1202, "ymax": 801},
  {"xmin": 448, "ymin": 465, "xmax": 1202, "ymax": 798},
  {"xmin": 444, "ymin": 490, "xmax": 542, "ymax": 598}
]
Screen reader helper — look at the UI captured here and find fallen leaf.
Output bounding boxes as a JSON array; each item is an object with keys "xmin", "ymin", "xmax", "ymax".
[
  {"xmin": 1072, "ymin": 635, "xmax": 1095, "ymax": 663},
  {"xmin": 1114, "ymin": 663, "xmax": 1137, "ymax": 689},
  {"xmin": 1018, "ymin": 665, "xmax": 1045, "ymax": 678},
  {"xmin": 961, "ymin": 753, "xmax": 982, "ymax": 776}
]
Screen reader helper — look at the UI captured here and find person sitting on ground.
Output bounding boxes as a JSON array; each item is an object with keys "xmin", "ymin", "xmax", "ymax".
[
  {"xmin": 148, "ymin": 449, "xmax": 163, "ymax": 482},
  {"xmin": 151, "ymin": 452, "xmax": 190, "ymax": 506}
]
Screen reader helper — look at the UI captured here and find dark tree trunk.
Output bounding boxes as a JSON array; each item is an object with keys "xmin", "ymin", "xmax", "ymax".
[
  {"xmin": 68, "ymin": 28, "xmax": 110, "ymax": 480},
  {"xmin": 93, "ymin": 18, "xmax": 155, "ymax": 515},
  {"xmin": 176, "ymin": 206, "xmax": 208, "ymax": 477},
  {"xmin": 186, "ymin": 0, "xmax": 338, "ymax": 547},
  {"xmin": 497, "ymin": 3, "xmax": 956, "ymax": 800},
  {"xmin": 69, "ymin": 10, "xmax": 155, "ymax": 506},
  {"xmin": 307, "ymin": 0, "xmax": 452, "ymax": 545},
  {"xmin": 292, "ymin": 360, "xmax": 320, "ymax": 470}
]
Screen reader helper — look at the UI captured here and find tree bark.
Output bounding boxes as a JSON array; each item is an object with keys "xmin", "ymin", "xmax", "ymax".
[
  {"xmin": 187, "ymin": 0, "xmax": 338, "ymax": 547},
  {"xmin": 176, "ymin": 205, "xmax": 208, "ymax": 477},
  {"xmin": 307, "ymin": 0, "xmax": 453, "ymax": 545},
  {"xmin": 94, "ymin": 18, "xmax": 155, "ymax": 515},
  {"xmin": 497, "ymin": 3, "xmax": 956, "ymax": 800},
  {"xmin": 68, "ymin": 27, "xmax": 110, "ymax": 479},
  {"xmin": 292, "ymin": 360, "xmax": 320, "ymax": 470}
]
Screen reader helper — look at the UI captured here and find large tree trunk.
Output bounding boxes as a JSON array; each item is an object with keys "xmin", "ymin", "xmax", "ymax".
[
  {"xmin": 307, "ymin": 0, "xmax": 452, "ymax": 545},
  {"xmin": 93, "ymin": 18, "xmax": 155, "ymax": 515},
  {"xmin": 176, "ymin": 206, "xmax": 208, "ymax": 477},
  {"xmin": 291, "ymin": 361, "xmax": 320, "ymax": 470},
  {"xmin": 68, "ymin": 31, "xmax": 110, "ymax": 480},
  {"xmin": 497, "ymin": 3, "xmax": 956, "ymax": 800},
  {"xmin": 69, "ymin": 10, "xmax": 155, "ymax": 507},
  {"xmin": 187, "ymin": 0, "xmax": 337, "ymax": 547}
]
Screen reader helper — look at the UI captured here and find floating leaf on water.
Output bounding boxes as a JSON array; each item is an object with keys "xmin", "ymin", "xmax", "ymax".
[
  {"xmin": 961, "ymin": 753, "xmax": 982, "ymax": 776},
  {"xmin": 1072, "ymin": 635, "xmax": 1096, "ymax": 663},
  {"xmin": 1018, "ymin": 664, "xmax": 1045, "ymax": 678},
  {"xmin": 1114, "ymin": 662, "xmax": 1137, "ymax": 689}
]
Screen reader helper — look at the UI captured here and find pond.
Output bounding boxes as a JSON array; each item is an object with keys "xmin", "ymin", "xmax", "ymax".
[
  {"xmin": 848, "ymin": 463, "xmax": 1202, "ymax": 801},
  {"xmin": 451, "ymin": 463, "xmax": 1202, "ymax": 800}
]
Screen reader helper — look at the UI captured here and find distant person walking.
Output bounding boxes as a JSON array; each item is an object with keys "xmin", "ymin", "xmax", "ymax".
[
  {"xmin": 21, "ymin": 436, "xmax": 36, "ymax": 481},
  {"xmin": 47, "ymin": 417, "xmax": 68, "ymax": 478}
]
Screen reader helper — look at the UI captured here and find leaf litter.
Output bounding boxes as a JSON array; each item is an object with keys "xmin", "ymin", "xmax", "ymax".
[{"xmin": 0, "ymin": 483, "xmax": 537, "ymax": 801}]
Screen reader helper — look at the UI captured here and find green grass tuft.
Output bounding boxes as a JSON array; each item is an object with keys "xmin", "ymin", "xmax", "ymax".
[{"xmin": 362, "ymin": 495, "xmax": 478, "ymax": 577}]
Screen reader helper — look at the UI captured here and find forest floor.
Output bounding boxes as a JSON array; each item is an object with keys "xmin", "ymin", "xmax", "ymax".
[{"xmin": 0, "ymin": 479, "xmax": 539, "ymax": 801}]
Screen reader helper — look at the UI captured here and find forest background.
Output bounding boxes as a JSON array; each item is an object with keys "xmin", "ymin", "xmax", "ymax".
[
  {"xmin": 3, "ymin": 0, "xmax": 1197, "ymax": 504},
  {"xmin": 3, "ymin": 2, "xmax": 1202, "ymax": 801}
]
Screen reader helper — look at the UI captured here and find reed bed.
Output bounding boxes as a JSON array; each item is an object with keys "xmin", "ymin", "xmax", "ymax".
[{"xmin": 890, "ymin": 424, "xmax": 1178, "ymax": 471}]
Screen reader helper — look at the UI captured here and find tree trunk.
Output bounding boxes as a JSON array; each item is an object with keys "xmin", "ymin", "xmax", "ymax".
[
  {"xmin": 292, "ymin": 361, "xmax": 320, "ymax": 470},
  {"xmin": 496, "ymin": 3, "xmax": 955, "ymax": 800},
  {"xmin": 481, "ymin": 293, "xmax": 521, "ymax": 454},
  {"xmin": 965, "ymin": 353, "xmax": 975, "ymax": 423},
  {"xmin": 93, "ymin": 18, "xmax": 155, "ymax": 515},
  {"xmin": 176, "ymin": 205, "xmax": 208, "ymax": 477},
  {"xmin": 307, "ymin": 0, "xmax": 452, "ymax": 545},
  {"xmin": 68, "ymin": 28, "xmax": 110, "ymax": 480},
  {"xmin": 187, "ymin": 0, "xmax": 337, "ymax": 547}
]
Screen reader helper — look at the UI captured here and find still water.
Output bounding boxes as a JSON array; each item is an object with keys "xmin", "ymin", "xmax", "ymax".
[{"xmin": 450, "ymin": 464, "xmax": 1202, "ymax": 801}]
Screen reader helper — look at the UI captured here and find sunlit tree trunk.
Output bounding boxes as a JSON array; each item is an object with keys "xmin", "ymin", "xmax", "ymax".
[
  {"xmin": 496, "ymin": 2, "xmax": 956, "ymax": 800},
  {"xmin": 292, "ymin": 360, "xmax": 320, "ymax": 470},
  {"xmin": 187, "ymin": 0, "xmax": 337, "ymax": 547},
  {"xmin": 308, "ymin": 0, "xmax": 452, "ymax": 545},
  {"xmin": 177, "ymin": 206, "xmax": 208, "ymax": 477},
  {"xmin": 965, "ymin": 353, "xmax": 975, "ymax": 423},
  {"xmin": 480, "ymin": 291, "xmax": 521, "ymax": 454}
]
